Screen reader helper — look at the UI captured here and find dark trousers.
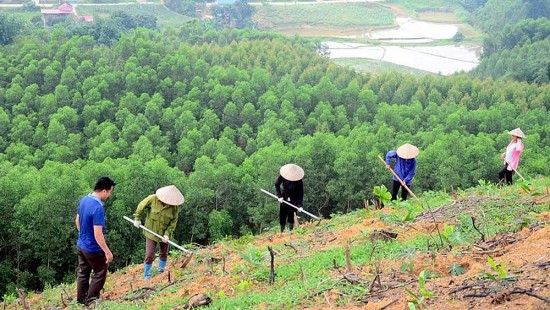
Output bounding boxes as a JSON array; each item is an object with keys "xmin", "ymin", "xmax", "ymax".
[
  {"xmin": 77, "ymin": 248, "xmax": 108, "ymax": 305},
  {"xmin": 391, "ymin": 180, "xmax": 409, "ymax": 201},
  {"xmin": 498, "ymin": 164, "xmax": 513, "ymax": 185},
  {"xmin": 279, "ymin": 203, "xmax": 296, "ymax": 232},
  {"xmin": 145, "ymin": 237, "xmax": 169, "ymax": 264}
]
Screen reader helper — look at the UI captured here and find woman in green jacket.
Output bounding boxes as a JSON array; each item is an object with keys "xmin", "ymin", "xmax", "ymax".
[{"xmin": 133, "ymin": 185, "xmax": 184, "ymax": 280}]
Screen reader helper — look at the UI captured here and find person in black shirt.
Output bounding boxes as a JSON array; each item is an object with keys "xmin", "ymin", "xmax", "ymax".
[{"xmin": 275, "ymin": 164, "xmax": 304, "ymax": 234}]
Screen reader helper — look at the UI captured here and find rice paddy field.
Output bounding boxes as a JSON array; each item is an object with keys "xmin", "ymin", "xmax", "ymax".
[
  {"xmin": 333, "ymin": 58, "xmax": 434, "ymax": 76},
  {"xmin": 253, "ymin": 3, "xmax": 395, "ymax": 29}
]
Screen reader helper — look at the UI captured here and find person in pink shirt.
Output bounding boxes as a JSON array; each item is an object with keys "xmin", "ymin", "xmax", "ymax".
[{"xmin": 498, "ymin": 128, "xmax": 525, "ymax": 185}]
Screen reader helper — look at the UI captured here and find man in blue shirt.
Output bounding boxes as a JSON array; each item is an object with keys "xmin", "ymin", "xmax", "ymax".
[
  {"xmin": 385, "ymin": 144, "xmax": 419, "ymax": 201},
  {"xmin": 75, "ymin": 176, "xmax": 116, "ymax": 305}
]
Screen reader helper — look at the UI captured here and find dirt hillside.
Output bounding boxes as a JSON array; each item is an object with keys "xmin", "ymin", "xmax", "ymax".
[{"xmin": 16, "ymin": 187, "xmax": 550, "ymax": 309}]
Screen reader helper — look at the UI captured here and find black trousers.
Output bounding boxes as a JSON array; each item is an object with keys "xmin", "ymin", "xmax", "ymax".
[
  {"xmin": 77, "ymin": 248, "xmax": 108, "ymax": 305},
  {"xmin": 391, "ymin": 180, "xmax": 409, "ymax": 201},
  {"xmin": 498, "ymin": 164, "xmax": 513, "ymax": 185},
  {"xmin": 279, "ymin": 203, "xmax": 296, "ymax": 232}
]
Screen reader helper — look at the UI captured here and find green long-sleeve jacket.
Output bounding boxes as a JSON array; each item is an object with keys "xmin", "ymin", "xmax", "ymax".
[{"xmin": 133, "ymin": 194, "xmax": 180, "ymax": 242}]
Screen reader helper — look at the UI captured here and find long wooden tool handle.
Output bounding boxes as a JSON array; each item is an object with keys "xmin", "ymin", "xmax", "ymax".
[
  {"xmin": 260, "ymin": 188, "xmax": 320, "ymax": 220},
  {"xmin": 123, "ymin": 216, "xmax": 192, "ymax": 253},
  {"xmin": 512, "ymin": 168, "xmax": 526, "ymax": 181},
  {"xmin": 377, "ymin": 155, "xmax": 419, "ymax": 201},
  {"xmin": 506, "ymin": 161, "xmax": 527, "ymax": 181}
]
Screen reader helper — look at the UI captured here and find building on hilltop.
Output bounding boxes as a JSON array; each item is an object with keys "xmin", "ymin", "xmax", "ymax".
[{"xmin": 40, "ymin": 2, "xmax": 94, "ymax": 26}]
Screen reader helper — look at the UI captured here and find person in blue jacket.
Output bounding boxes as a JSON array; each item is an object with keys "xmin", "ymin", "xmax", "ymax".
[{"xmin": 385, "ymin": 143, "xmax": 419, "ymax": 201}]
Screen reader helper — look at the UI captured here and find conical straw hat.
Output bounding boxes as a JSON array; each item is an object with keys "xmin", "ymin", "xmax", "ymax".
[
  {"xmin": 280, "ymin": 164, "xmax": 304, "ymax": 181},
  {"xmin": 156, "ymin": 185, "xmax": 184, "ymax": 206},
  {"xmin": 508, "ymin": 128, "xmax": 525, "ymax": 138},
  {"xmin": 396, "ymin": 143, "xmax": 419, "ymax": 159}
]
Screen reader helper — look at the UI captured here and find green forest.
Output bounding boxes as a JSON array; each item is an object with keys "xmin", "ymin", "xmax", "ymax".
[{"xmin": 0, "ymin": 0, "xmax": 549, "ymax": 300}]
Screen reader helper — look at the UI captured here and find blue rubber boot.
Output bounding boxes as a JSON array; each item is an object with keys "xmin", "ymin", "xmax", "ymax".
[
  {"xmin": 144, "ymin": 263, "xmax": 152, "ymax": 280},
  {"xmin": 158, "ymin": 259, "xmax": 167, "ymax": 274}
]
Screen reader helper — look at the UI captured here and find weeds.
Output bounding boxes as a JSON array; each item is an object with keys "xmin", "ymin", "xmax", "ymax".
[
  {"xmin": 517, "ymin": 179, "xmax": 531, "ymax": 193},
  {"xmin": 233, "ymin": 280, "xmax": 252, "ymax": 292},
  {"xmin": 448, "ymin": 263, "xmax": 466, "ymax": 276},
  {"xmin": 230, "ymin": 234, "xmax": 255, "ymax": 250},
  {"xmin": 401, "ymin": 206, "xmax": 418, "ymax": 223},
  {"xmin": 477, "ymin": 179, "xmax": 497, "ymax": 192},
  {"xmin": 21, "ymin": 178, "xmax": 550, "ymax": 310},
  {"xmin": 440, "ymin": 224, "xmax": 468, "ymax": 250},
  {"xmin": 483, "ymin": 256, "xmax": 513, "ymax": 281},
  {"xmin": 239, "ymin": 246, "xmax": 266, "ymax": 268},
  {"xmin": 378, "ymin": 203, "xmax": 419, "ymax": 225},
  {"xmin": 2, "ymin": 292, "xmax": 16, "ymax": 305},
  {"xmin": 405, "ymin": 270, "xmax": 434, "ymax": 310},
  {"xmin": 373, "ymin": 185, "xmax": 392, "ymax": 208},
  {"xmin": 399, "ymin": 248, "xmax": 417, "ymax": 273}
]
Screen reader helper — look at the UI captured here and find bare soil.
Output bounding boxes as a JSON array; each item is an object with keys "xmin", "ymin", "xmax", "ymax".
[
  {"xmin": 23, "ymin": 189, "xmax": 549, "ymax": 309},
  {"xmin": 110, "ymin": 193, "xmax": 549, "ymax": 309}
]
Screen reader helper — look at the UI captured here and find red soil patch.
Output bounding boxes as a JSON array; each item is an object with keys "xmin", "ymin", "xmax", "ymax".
[{"xmin": 21, "ymin": 189, "xmax": 550, "ymax": 309}]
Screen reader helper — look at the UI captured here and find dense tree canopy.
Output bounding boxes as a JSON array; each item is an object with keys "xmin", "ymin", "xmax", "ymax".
[
  {"xmin": 473, "ymin": 0, "xmax": 550, "ymax": 34},
  {"xmin": 472, "ymin": 39, "xmax": 550, "ymax": 83},
  {"xmin": 0, "ymin": 14, "xmax": 27, "ymax": 45},
  {"xmin": 471, "ymin": 0, "xmax": 550, "ymax": 82}
]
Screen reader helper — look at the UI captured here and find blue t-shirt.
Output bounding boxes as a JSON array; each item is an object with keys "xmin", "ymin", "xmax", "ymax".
[
  {"xmin": 76, "ymin": 194, "xmax": 106, "ymax": 253},
  {"xmin": 385, "ymin": 151, "xmax": 417, "ymax": 185}
]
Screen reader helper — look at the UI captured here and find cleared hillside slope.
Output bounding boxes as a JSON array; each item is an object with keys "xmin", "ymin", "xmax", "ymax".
[{"xmin": 9, "ymin": 179, "xmax": 550, "ymax": 309}]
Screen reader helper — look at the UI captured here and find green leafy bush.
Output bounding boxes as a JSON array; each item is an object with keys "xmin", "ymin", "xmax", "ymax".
[{"xmin": 373, "ymin": 185, "xmax": 392, "ymax": 207}]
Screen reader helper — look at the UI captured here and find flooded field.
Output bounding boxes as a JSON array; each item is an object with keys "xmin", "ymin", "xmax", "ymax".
[
  {"xmin": 324, "ymin": 41, "xmax": 480, "ymax": 75},
  {"xmin": 250, "ymin": 1, "xmax": 482, "ymax": 75},
  {"xmin": 355, "ymin": 17, "xmax": 460, "ymax": 41},
  {"xmin": 324, "ymin": 17, "xmax": 481, "ymax": 75}
]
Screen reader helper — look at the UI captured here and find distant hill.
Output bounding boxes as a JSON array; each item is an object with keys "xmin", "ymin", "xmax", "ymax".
[
  {"xmin": 470, "ymin": 0, "xmax": 550, "ymax": 83},
  {"xmin": 470, "ymin": 18, "xmax": 550, "ymax": 83}
]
